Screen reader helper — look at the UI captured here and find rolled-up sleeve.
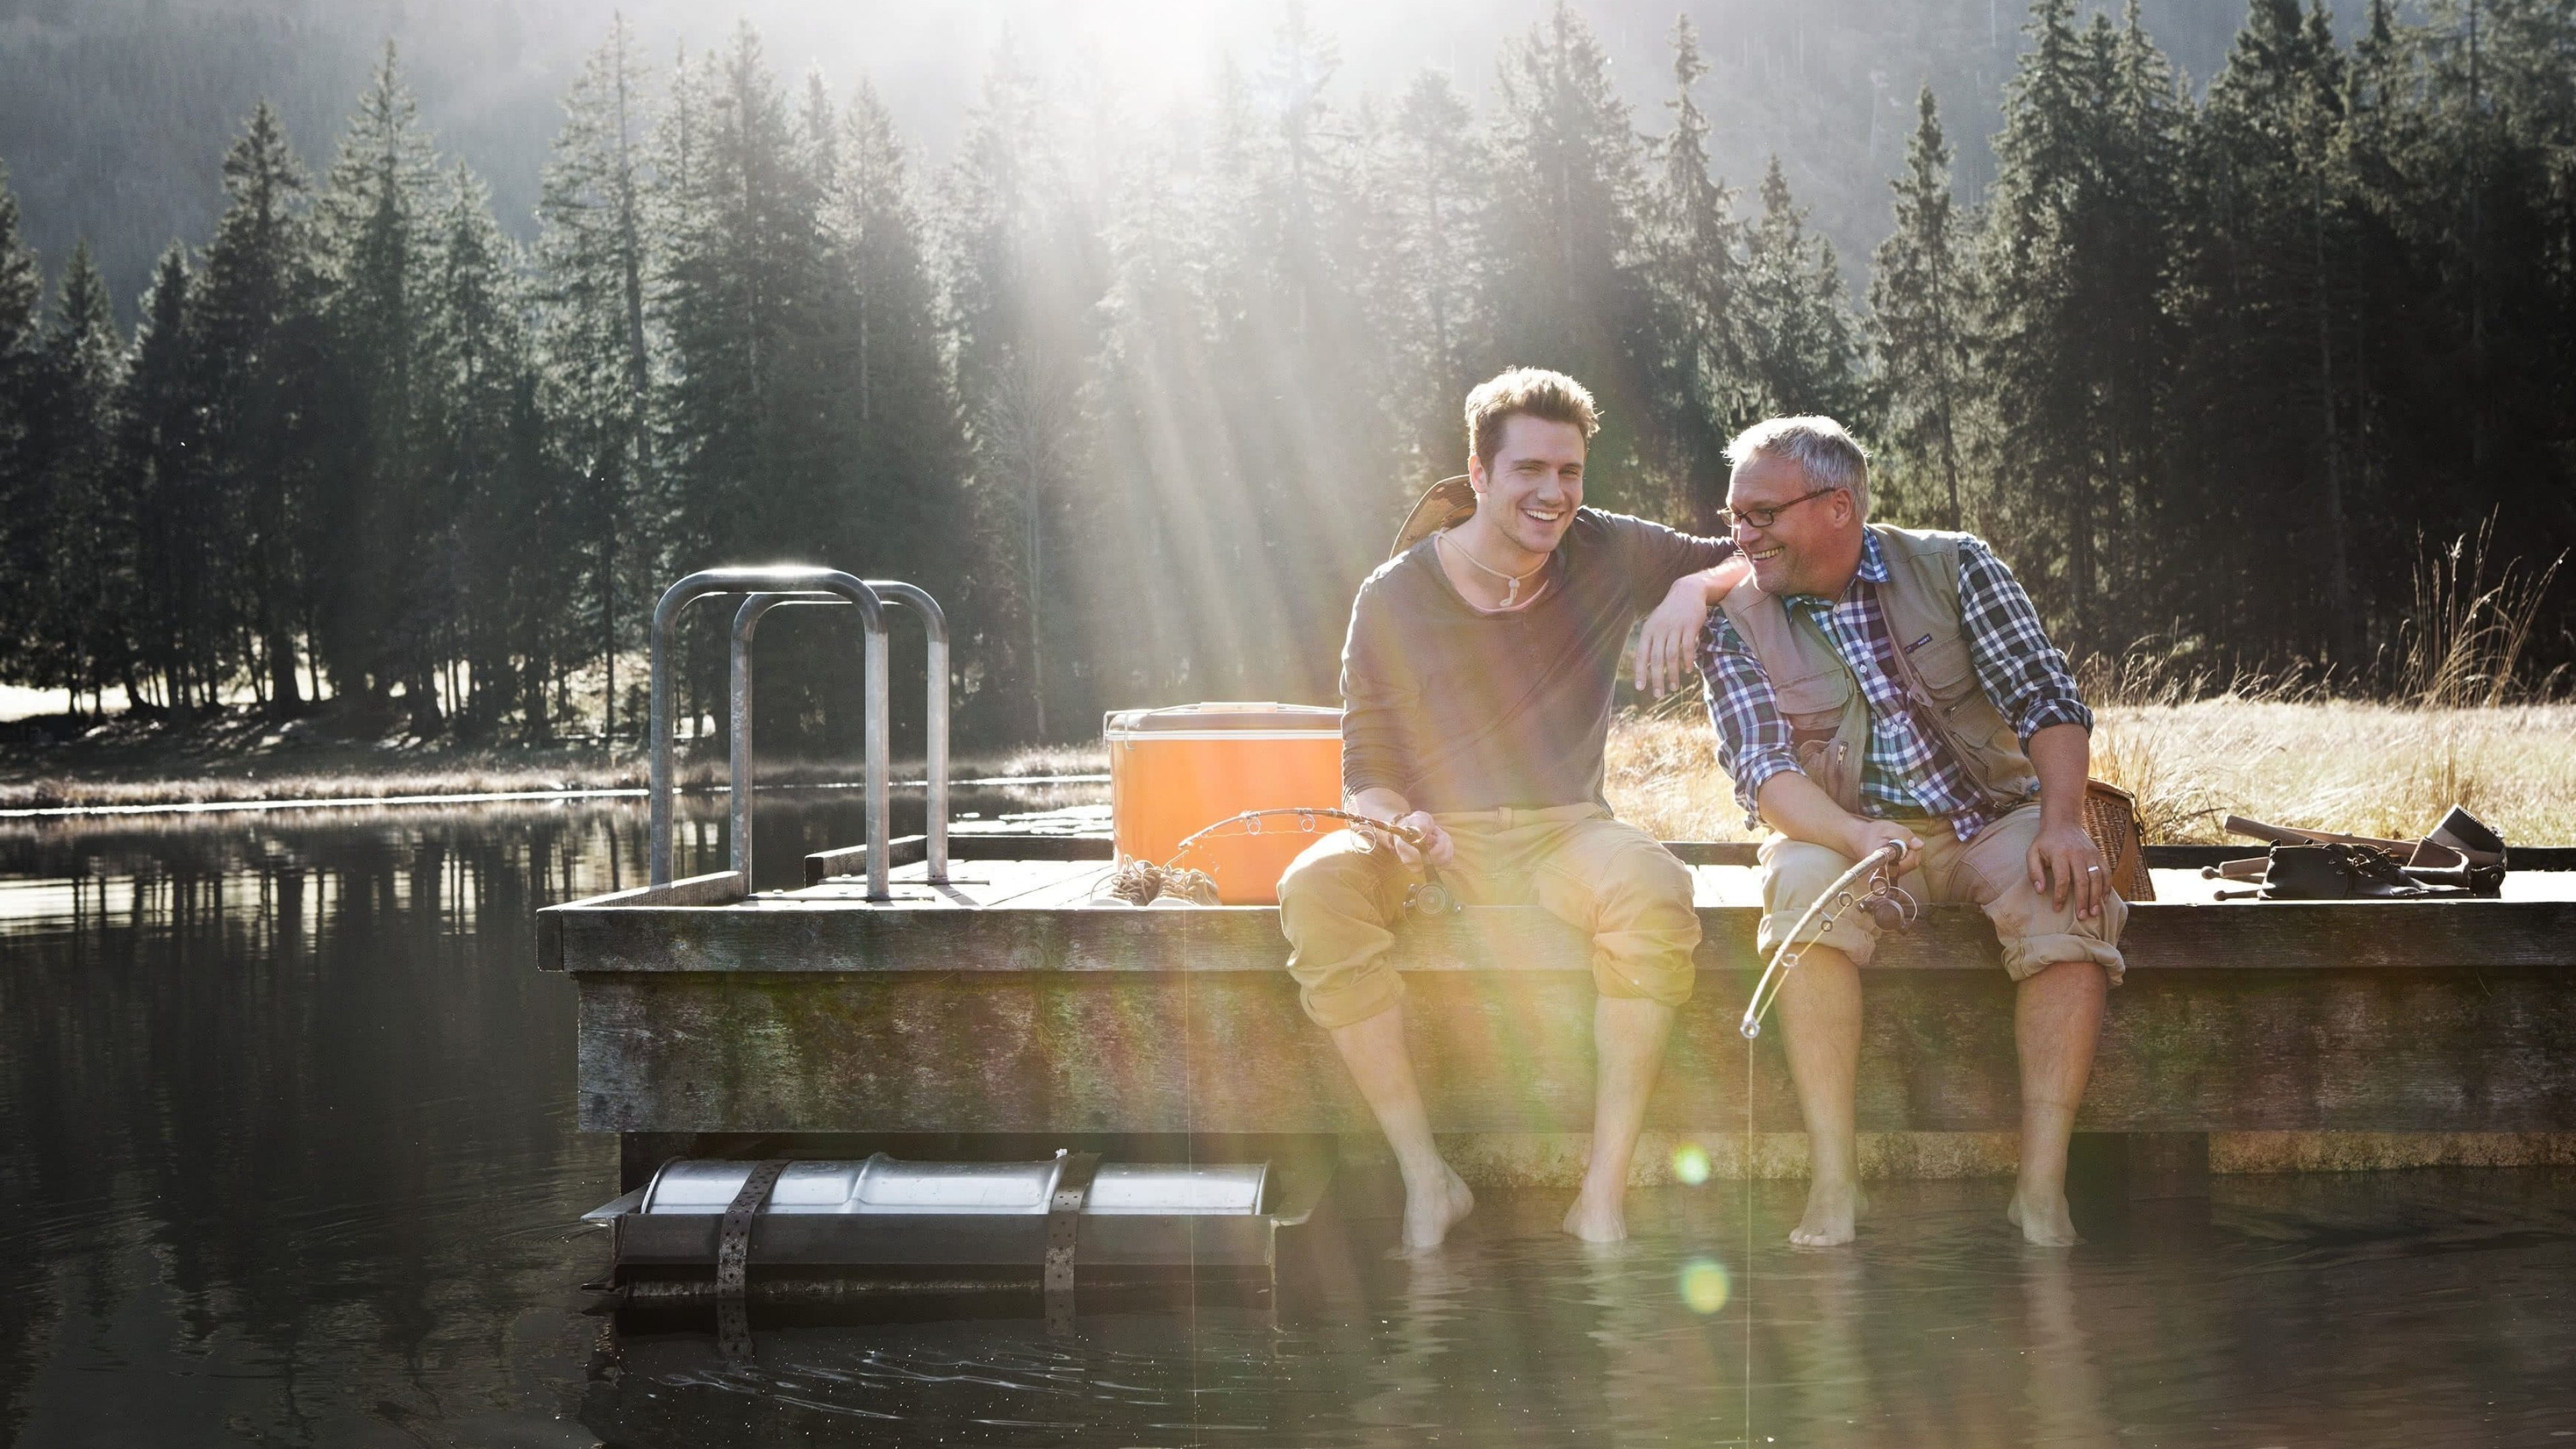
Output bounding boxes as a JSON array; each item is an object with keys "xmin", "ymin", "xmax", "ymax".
[
  {"xmin": 1955, "ymin": 538, "xmax": 2092, "ymax": 742},
  {"xmin": 1697, "ymin": 610, "xmax": 1801, "ymax": 829},
  {"xmin": 1339, "ymin": 587, "xmax": 1412, "ymax": 798}
]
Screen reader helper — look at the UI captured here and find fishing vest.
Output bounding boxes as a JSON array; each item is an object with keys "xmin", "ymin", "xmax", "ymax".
[{"xmin": 1715, "ymin": 523, "xmax": 2041, "ymax": 817}]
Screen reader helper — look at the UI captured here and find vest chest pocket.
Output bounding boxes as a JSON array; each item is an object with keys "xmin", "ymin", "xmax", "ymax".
[
  {"xmin": 1905, "ymin": 635, "xmax": 1978, "ymax": 698},
  {"xmin": 1772, "ymin": 667, "xmax": 1850, "ymax": 740}
]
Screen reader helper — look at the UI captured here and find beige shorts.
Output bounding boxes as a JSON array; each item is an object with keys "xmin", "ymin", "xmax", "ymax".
[
  {"xmin": 1277, "ymin": 804, "xmax": 1702, "ymax": 1029},
  {"xmin": 1759, "ymin": 803, "xmax": 2126, "ymax": 985}
]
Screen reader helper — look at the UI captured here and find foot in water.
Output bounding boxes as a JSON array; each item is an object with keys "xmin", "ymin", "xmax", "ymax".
[
  {"xmin": 1395, "ymin": 1163, "xmax": 1476, "ymax": 1254},
  {"xmin": 1561, "ymin": 1184, "xmax": 1629, "ymax": 1243},
  {"xmin": 2007, "ymin": 1187, "xmax": 2081, "ymax": 1246},
  {"xmin": 1789, "ymin": 1178, "xmax": 1868, "ymax": 1247}
]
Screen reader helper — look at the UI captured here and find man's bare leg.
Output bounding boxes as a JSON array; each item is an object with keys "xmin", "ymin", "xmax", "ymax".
[
  {"xmin": 2005, "ymin": 958, "xmax": 2106, "ymax": 1246},
  {"xmin": 1776, "ymin": 943, "xmax": 1868, "ymax": 1246},
  {"xmin": 1563, "ymin": 995, "xmax": 1676, "ymax": 1242},
  {"xmin": 1329, "ymin": 1004, "xmax": 1474, "ymax": 1252}
]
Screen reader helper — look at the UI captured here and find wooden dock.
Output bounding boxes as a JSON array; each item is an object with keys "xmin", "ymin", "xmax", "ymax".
[{"xmin": 541, "ymin": 835, "xmax": 2576, "ymax": 1193}]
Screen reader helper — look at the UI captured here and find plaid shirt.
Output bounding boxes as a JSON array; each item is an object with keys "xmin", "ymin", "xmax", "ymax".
[{"xmin": 1698, "ymin": 532, "xmax": 2092, "ymax": 842}]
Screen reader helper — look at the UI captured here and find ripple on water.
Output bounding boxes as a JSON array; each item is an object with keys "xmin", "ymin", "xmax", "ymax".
[
  {"xmin": 576, "ymin": 1173, "xmax": 2576, "ymax": 1448},
  {"xmin": 7, "ymin": 806, "xmax": 2576, "ymax": 1446}
]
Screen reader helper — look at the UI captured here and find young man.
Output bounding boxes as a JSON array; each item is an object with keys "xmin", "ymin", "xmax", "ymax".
[
  {"xmin": 1276, "ymin": 367, "xmax": 1745, "ymax": 1251},
  {"xmin": 1697, "ymin": 417, "xmax": 2123, "ymax": 1248}
]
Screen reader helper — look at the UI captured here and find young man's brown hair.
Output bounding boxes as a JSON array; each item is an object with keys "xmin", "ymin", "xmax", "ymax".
[{"xmin": 1464, "ymin": 367, "xmax": 1601, "ymax": 468}]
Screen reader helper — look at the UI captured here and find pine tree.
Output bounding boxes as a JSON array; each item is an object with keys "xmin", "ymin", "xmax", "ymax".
[
  {"xmin": 2092, "ymin": 3, "xmax": 2188, "ymax": 635},
  {"xmin": 942, "ymin": 43, "xmax": 1098, "ymax": 739},
  {"xmin": 0, "ymin": 163, "xmax": 43, "ymax": 686},
  {"xmin": 1367, "ymin": 70, "xmax": 1487, "ymax": 478},
  {"xmin": 119, "ymin": 246, "xmax": 217, "ymax": 712},
  {"xmin": 1201, "ymin": 9, "xmax": 1386, "ymax": 701},
  {"xmin": 1481, "ymin": 2, "xmax": 1664, "ymax": 513},
  {"xmin": 314, "ymin": 43, "xmax": 444, "ymax": 727},
  {"xmin": 537, "ymin": 17, "xmax": 657, "ymax": 742},
  {"xmin": 819, "ymin": 83, "xmax": 971, "ymax": 667},
  {"xmin": 197, "ymin": 99, "xmax": 323, "ymax": 713},
  {"xmin": 656, "ymin": 25, "xmax": 830, "ymax": 567},
  {"xmin": 1869, "ymin": 87, "xmax": 1973, "ymax": 529},
  {"xmin": 421, "ymin": 164, "xmax": 534, "ymax": 738},
  {"xmin": 652, "ymin": 26, "xmax": 862, "ymax": 747},
  {"xmin": 1645, "ymin": 15, "xmax": 1748, "ymax": 527},
  {"xmin": 1739, "ymin": 156, "xmax": 1864, "ymax": 427},
  {"xmin": 1974, "ymin": 0, "xmax": 2186, "ymax": 647},
  {"xmin": 36, "ymin": 244, "xmax": 128, "ymax": 712}
]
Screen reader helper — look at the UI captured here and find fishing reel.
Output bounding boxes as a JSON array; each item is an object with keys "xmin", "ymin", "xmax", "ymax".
[{"xmin": 1403, "ymin": 874, "xmax": 1460, "ymax": 917}]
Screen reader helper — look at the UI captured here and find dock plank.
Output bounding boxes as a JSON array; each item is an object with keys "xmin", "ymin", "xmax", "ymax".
[
  {"xmin": 572, "ymin": 965, "xmax": 2576, "ymax": 1136},
  {"xmin": 550, "ymin": 867, "xmax": 2576, "ymax": 1138},
  {"xmin": 554, "ymin": 896, "xmax": 2576, "ymax": 975}
]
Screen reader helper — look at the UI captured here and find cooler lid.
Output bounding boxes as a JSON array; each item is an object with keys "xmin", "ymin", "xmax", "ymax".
[{"xmin": 1104, "ymin": 702, "xmax": 1344, "ymax": 737}]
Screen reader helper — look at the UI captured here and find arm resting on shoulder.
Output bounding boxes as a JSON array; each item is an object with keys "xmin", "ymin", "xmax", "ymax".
[{"xmin": 1635, "ymin": 553, "xmax": 1753, "ymax": 696}]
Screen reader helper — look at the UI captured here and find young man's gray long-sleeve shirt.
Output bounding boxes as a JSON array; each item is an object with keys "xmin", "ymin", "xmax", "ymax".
[{"xmin": 1340, "ymin": 510, "xmax": 1733, "ymax": 814}]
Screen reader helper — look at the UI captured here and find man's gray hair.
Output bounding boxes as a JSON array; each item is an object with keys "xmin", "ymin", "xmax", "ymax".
[{"xmin": 1724, "ymin": 416, "xmax": 1871, "ymax": 521}]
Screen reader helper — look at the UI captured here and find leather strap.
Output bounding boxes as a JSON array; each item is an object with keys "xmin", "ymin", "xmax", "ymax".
[
  {"xmin": 715, "ymin": 1159, "xmax": 791, "ymax": 1358},
  {"xmin": 1044, "ymin": 1152, "xmax": 1100, "ymax": 1334}
]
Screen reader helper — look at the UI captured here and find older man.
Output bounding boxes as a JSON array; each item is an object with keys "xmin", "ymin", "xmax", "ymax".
[
  {"xmin": 1278, "ymin": 367, "xmax": 1744, "ymax": 1251},
  {"xmin": 1698, "ymin": 417, "xmax": 2123, "ymax": 1247}
]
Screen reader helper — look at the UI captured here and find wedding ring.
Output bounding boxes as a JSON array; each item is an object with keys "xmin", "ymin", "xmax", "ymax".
[{"xmin": 2085, "ymin": 865, "xmax": 2102, "ymax": 875}]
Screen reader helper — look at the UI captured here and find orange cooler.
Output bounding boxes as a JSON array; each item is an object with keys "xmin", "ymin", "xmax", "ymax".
[{"xmin": 1104, "ymin": 703, "xmax": 1345, "ymax": 904}]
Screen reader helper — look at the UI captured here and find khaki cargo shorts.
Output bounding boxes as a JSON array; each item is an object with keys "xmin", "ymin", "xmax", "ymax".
[
  {"xmin": 1759, "ymin": 803, "xmax": 2127, "ymax": 985},
  {"xmin": 1277, "ymin": 804, "xmax": 1702, "ymax": 1029}
]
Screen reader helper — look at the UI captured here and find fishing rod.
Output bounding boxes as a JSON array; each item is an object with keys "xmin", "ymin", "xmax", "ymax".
[
  {"xmin": 1169, "ymin": 806, "xmax": 1430, "ymax": 860},
  {"xmin": 1739, "ymin": 841, "xmax": 1912, "ymax": 1040},
  {"xmin": 1112, "ymin": 807, "xmax": 1457, "ymax": 910}
]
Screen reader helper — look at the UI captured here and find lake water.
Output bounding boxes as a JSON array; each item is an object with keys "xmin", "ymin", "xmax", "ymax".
[{"xmin": 4, "ymin": 797, "xmax": 2575, "ymax": 1446}]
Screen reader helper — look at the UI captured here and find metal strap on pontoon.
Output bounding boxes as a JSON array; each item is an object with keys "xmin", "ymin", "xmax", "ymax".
[
  {"xmin": 714, "ymin": 1159, "xmax": 791, "ymax": 1358},
  {"xmin": 1044, "ymin": 1151, "xmax": 1100, "ymax": 1332}
]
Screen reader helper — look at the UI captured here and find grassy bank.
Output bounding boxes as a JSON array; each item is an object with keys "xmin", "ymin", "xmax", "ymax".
[
  {"xmin": 9, "ymin": 697, "xmax": 2573, "ymax": 843},
  {"xmin": 1604, "ymin": 702, "xmax": 2576, "ymax": 843},
  {"xmin": 0, "ymin": 706, "xmax": 1101, "ymax": 810}
]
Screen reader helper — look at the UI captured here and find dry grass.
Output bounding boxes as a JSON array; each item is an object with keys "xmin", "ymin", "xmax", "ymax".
[
  {"xmin": 0, "ymin": 729, "xmax": 1108, "ymax": 810},
  {"xmin": 1605, "ymin": 702, "xmax": 2576, "ymax": 845}
]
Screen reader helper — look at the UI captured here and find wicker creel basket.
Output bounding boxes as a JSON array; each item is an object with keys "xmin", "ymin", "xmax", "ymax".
[{"xmin": 2082, "ymin": 778, "xmax": 2154, "ymax": 902}]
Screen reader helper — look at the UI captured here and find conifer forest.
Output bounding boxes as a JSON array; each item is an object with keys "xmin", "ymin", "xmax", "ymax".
[{"xmin": 0, "ymin": 0, "xmax": 2569, "ymax": 753}]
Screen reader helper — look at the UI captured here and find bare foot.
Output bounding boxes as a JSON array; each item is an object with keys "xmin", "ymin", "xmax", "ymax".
[
  {"xmin": 1561, "ymin": 1185, "xmax": 1629, "ymax": 1243},
  {"xmin": 1788, "ymin": 1179, "xmax": 1868, "ymax": 1247},
  {"xmin": 1395, "ymin": 1163, "xmax": 1475, "ymax": 1254},
  {"xmin": 2007, "ymin": 1187, "xmax": 2081, "ymax": 1246}
]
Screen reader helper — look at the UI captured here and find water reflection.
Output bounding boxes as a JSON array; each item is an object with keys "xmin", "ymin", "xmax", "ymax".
[
  {"xmin": 568, "ymin": 1177, "xmax": 2576, "ymax": 1448},
  {"xmin": 4, "ymin": 801, "xmax": 2576, "ymax": 1446}
]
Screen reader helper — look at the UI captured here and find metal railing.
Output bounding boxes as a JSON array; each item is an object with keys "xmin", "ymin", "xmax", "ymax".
[
  {"xmin": 647, "ymin": 570, "xmax": 888, "ymax": 892},
  {"xmin": 724, "ymin": 582, "xmax": 949, "ymax": 890}
]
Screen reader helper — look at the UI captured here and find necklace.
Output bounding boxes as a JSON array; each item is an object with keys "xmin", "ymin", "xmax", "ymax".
[{"xmin": 1438, "ymin": 529, "xmax": 1550, "ymax": 608}]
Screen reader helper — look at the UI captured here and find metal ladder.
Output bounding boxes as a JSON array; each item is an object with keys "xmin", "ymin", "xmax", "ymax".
[{"xmin": 647, "ymin": 568, "xmax": 948, "ymax": 899}]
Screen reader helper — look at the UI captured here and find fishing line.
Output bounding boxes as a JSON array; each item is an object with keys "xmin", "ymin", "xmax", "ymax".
[{"xmin": 1737, "ymin": 841, "xmax": 1910, "ymax": 1447}]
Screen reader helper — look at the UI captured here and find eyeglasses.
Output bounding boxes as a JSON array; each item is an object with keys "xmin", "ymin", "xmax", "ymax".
[{"xmin": 1716, "ymin": 487, "xmax": 1839, "ymax": 532}]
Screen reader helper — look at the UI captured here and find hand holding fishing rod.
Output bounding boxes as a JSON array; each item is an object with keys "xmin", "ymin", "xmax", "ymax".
[
  {"xmin": 1739, "ymin": 839, "xmax": 1915, "ymax": 1041},
  {"xmin": 1339, "ymin": 785, "xmax": 1454, "ymax": 869}
]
